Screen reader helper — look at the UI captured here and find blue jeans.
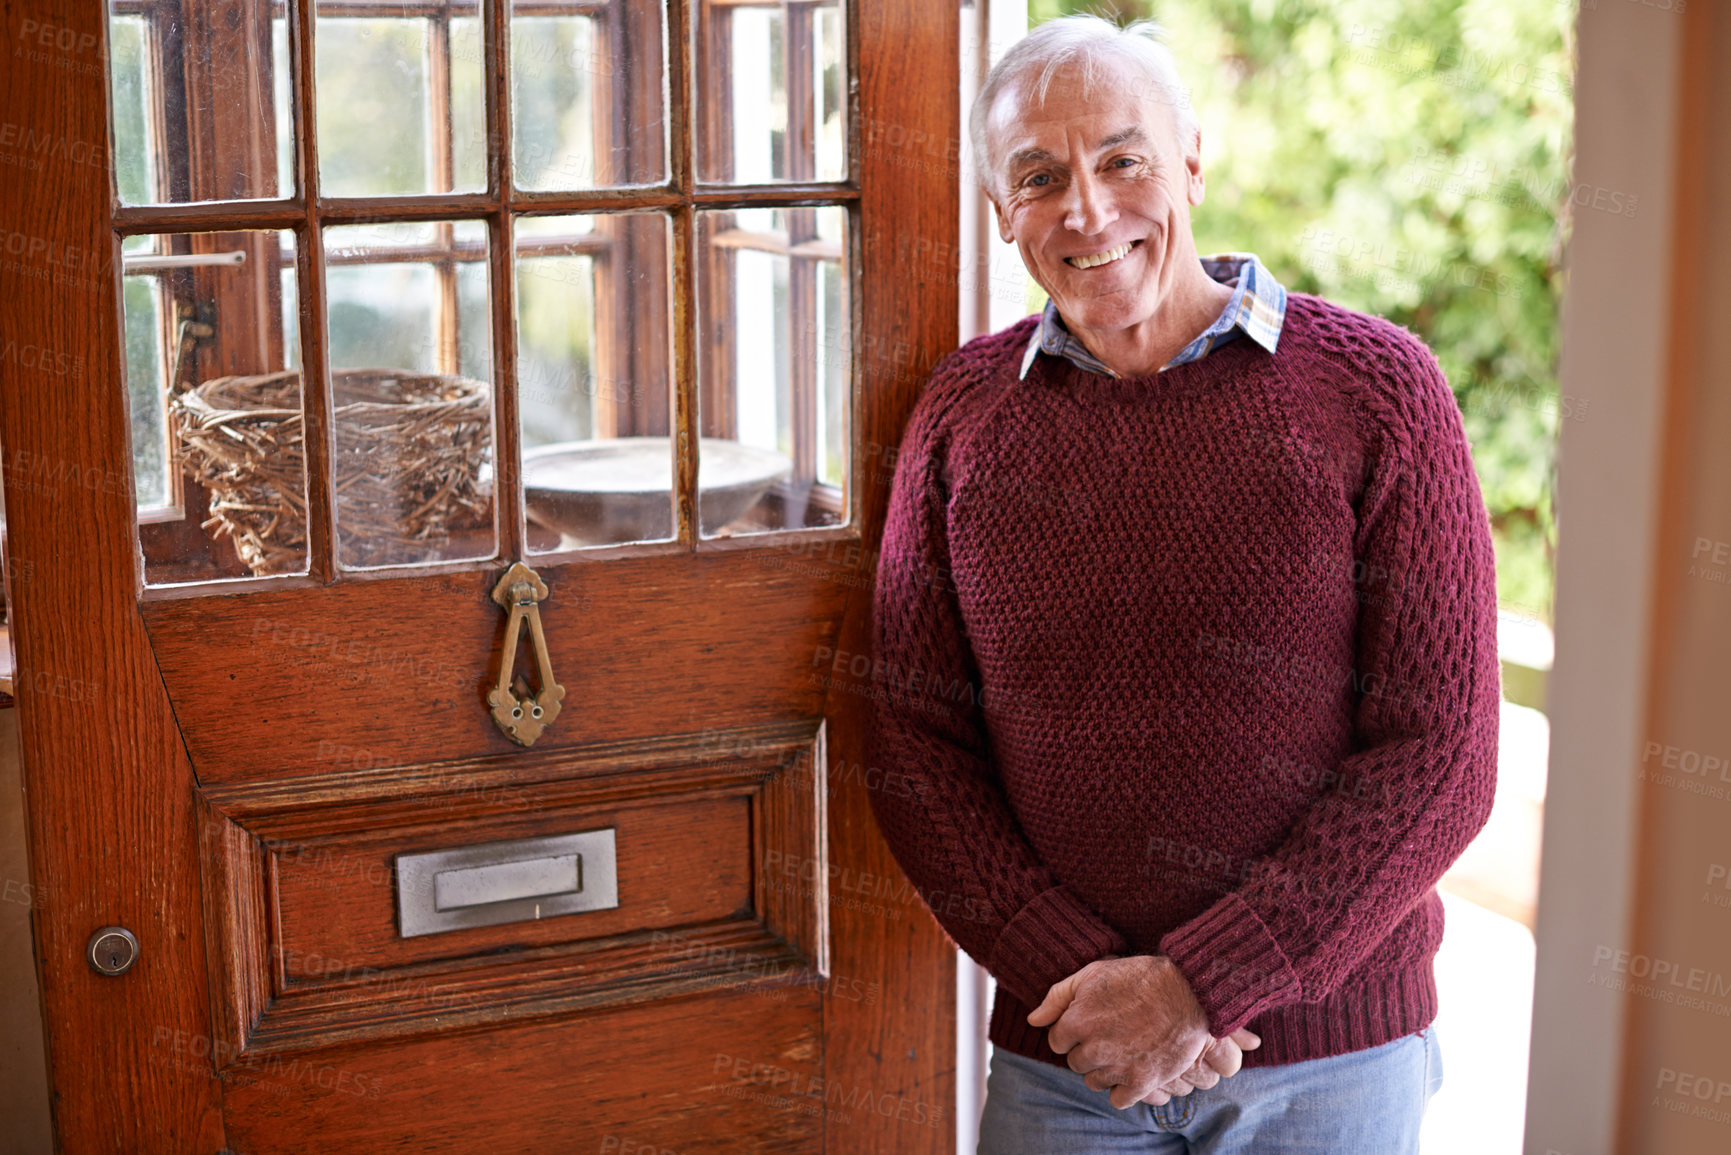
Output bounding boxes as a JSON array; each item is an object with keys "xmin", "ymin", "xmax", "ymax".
[{"xmin": 977, "ymin": 1028, "xmax": 1442, "ymax": 1154}]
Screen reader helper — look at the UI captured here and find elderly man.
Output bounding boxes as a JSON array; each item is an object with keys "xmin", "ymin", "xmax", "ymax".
[{"xmin": 866, "ymin": 14, "xmax": 1500, "ymax": 1154}]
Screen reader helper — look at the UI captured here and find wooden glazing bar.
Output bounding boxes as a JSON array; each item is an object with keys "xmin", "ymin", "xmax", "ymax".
[
  {"xmin": 321, "ymin": 236, "xmax": 607, "ymax": 264},
  {"xmin": 430, "ymin": 11, "xmax": 456, "ymax": 194},
  {"xmin": 670, "ymin": 0, "xmax": 697, "ymax": 546},
  {"xmin": 310, "ymin": 0, "xmax": 600, "ymax": 14},
  {"xmin": 511, "ymin": 0, "xmax": 608, "ymax": 11},
  {"xmin": 784, "ymin": 0, "xmax": 815, "ymax": 184},
  {"xmin": 113, "ymin": 201, "xmax": 309, "ymax": 232},
  {"xmin": 512, "ymin": 234, "xmax": 613, "ymax": 256},
  {"xmin": 707, "ymin": 227, "xmax": 841, "ymax": 261},
  {"xmin": 110, "ymin": 187, "xmax": 690, "ymax": 230},
  {"xmin": 117, "ymin": 197, "xmax": 516, "ymax": 234},
  {"xmin": 436, "ymin": 255, "xmax": 461, "ymax": 374},
  {"xmin": 690, "ymin": 182, "xmax": 859, "ymax": 204},
  {"xmin": 317, "ymin": 193, "xmax": 502, "ymax": 220},
  {"xmin": 841, "ymin": 0, "xmax": 858, "ymax": 528},
  {"xmin": 296, "ymin": 0, "xmax": 338, "ymax": 580},
  {"xmin": 510, "ymin": 186, "xmax": 686, "ymax": 212},
  {"xmin": 488, "ymin": 0, "xmax": 526, "ymax": 560},
  {"xmin": 323, "ymin": 241, "xmax": 486, "ymax": 265}
]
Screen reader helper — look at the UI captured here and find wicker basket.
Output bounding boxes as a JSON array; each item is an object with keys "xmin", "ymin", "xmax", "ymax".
[{"xmin": 170, "ymin": 368, "xmax": 494, "ymax": 574}]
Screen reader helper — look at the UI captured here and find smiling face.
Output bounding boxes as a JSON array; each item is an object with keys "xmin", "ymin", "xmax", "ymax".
[{"xmin": 986, "ymin": 54, "xmax": 1213, "ymax": 356}]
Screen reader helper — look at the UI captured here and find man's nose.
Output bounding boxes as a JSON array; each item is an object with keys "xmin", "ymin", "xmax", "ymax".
[{"xmin": 1061, "ymin": 170, "xmax": 1116, "ymax": 235}]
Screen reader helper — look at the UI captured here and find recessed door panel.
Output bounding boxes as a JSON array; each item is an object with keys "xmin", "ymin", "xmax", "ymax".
[{"xmin": 216, "ymin": 988, "xmax": 827, "ymax": 1155}]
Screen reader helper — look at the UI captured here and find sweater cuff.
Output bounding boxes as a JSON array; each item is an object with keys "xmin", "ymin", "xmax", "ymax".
[
  {"xmin": 986, "ymin": 886, "xmax": 1129, "ymax": 1009},
  {"xmin": 1158, "ymin": 892, "xmax": 1303, "ymax": 1038}
]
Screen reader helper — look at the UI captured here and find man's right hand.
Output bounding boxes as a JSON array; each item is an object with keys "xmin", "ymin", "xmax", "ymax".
[
  {"xmin": 1139, "ymin": 1028, "xmax": 1261, "ymax": 1106},
  {"xmin": 1065, "ymin": 953, "xmax": 1261, "ymax": 1106}
]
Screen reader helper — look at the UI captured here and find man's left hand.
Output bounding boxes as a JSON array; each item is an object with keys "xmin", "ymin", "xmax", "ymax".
[{"xmin": 1027, "ymin": 955, "xmax": 1220, "ymax": 1109}]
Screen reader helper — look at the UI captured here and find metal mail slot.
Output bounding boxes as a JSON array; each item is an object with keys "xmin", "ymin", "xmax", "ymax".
[
  {"xmin": 434, "ymin": 854, "xmax": 579, "ymax": 911},
  {"xmin": 395, "ymin": 828, "xmax": 618, "ymax": 938}
]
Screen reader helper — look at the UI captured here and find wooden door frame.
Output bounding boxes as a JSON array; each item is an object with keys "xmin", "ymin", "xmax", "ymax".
[{"xmin": 0, "ymin": 0, "xmax": 958, "ymax": 1149}]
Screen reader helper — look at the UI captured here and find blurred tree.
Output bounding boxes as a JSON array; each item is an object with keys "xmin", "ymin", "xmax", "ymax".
[
  {"xmin": 1025, "ymin": 0, "xmax": 1577, "ymax": 620},
  {"xmin": 315, "ymin": 20, "xmax": 432, "ymax": 196}
]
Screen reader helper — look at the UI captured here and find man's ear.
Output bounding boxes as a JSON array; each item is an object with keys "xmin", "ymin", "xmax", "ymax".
[
  {"xmin": 997, "ymin": 193, "xmax": 1017, "ymax": 245},
  {"xmin": 1185, "ymin": 127, "xmax": 1207, "ymax": 207}
]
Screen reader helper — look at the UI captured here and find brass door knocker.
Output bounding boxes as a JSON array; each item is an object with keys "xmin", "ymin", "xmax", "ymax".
[{"xmin": 488, "ymin": 562, "xmax": 566, "ymax": 746}]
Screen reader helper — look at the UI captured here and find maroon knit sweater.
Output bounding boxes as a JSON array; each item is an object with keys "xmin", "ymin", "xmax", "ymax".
[{"xmin": 866, "ymin": 294, "xmax": 1501, "ymax": 1070}]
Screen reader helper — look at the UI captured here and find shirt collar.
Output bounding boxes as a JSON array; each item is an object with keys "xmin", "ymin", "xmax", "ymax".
[{"xmin": 1018, "ymin": 252, "xmax": 1287, "ymax": 381}]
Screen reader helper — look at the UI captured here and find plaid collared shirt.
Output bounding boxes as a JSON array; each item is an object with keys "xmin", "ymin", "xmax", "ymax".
[{"xmin": 1018, "ymin": 252, "xmax": 1287, "ymax": 380}]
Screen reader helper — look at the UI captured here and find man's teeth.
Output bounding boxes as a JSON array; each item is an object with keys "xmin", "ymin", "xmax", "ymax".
[{"xmin": 1068, "ymin": 243, "xmax": 1133, "ymax": 269}]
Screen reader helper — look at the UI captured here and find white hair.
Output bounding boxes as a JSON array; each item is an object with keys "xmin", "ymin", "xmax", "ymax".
[{"xmin": 970, "ymin": 15, "xmax": 1198, "ymax": 198}]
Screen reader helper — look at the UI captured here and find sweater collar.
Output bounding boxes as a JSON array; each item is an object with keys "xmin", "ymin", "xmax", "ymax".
[{"xmin": 1018, "ymin": 252, "xmax": 1287, "ymax": 381}]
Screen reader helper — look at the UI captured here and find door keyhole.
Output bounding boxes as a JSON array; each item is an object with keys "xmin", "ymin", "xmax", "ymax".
[{"xmin": 86, "ymin": 927, "xmax": 140, "ymax": 977}]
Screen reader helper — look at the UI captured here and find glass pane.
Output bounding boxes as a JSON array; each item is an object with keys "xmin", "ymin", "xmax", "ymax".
[
  {"xmin": 107, "ymin": 1, "xmax": 293, "ymax": 204},
  {"xmin": 696, "ymin": 205, "xmax": 848, "ymax": 536},
  {"xmin": 515, "ymin": 213, "xmax": 673, "ymax": 551},
  {"xmin": 122, "ymin": 231, "xmax": 306, "ymax": 585},
  {"xmin": 512, "ymin": 2, "xmax": 667, "ymax": 190},
  {"xmin": 316, "ymin": 1, "xmax": 485, "ymax": 197},
  {"xmin": 123, "ymin": 265, "xmax": 167, "ymax": 508},
  {"xmin": 324, "ymin": 221, "xmax": 497, "ymax": 568},
  {"xmin": 696, "ymin": 0, "xmax": 845, "ymax": 183},
  {"xmin": 451, "ymin": 16, "xmax": 487, "ymax": 190},
  {"xmin": 817, "ymin": 257, "xmax": 847, "ymax": 488}
]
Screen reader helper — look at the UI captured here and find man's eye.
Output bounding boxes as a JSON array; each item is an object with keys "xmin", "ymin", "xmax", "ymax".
[
  {"xmin": 1111, "ymin": 156, "xmax": 1138, "ymax": 169},
  {"xmin": 1027, "ymin": 173, "xmax": 1051, "ymax": 188}
]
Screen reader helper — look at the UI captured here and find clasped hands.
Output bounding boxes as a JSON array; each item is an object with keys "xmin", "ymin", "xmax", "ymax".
[{"xmin": 1027, "ymin": 953, "xmax": 1260, "ymax": 1108}]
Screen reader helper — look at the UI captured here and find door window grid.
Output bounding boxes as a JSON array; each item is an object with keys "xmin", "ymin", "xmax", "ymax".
[{"xmin": 109, "ymin": 0, "xmax": 855, "ymax": 587}]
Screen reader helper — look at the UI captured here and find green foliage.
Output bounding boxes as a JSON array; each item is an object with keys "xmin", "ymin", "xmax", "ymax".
[{"xmin": 1027, "ymin": 0, "xmax": 1576, "ymax": 620}]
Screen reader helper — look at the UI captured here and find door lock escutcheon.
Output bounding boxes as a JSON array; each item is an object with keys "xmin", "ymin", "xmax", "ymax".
[
  {"xmin": 488, "ymin": 561, "xmax": 566, "ymax": 747},
  {"xmin": 87, "ymin": 927, "xmax": 139, "ymax": 976}
]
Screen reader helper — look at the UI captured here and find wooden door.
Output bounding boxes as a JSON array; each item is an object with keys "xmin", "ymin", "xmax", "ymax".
[{"xmin": 0, "ymin": 0, "xmax": 958, "ymax": 1149}]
